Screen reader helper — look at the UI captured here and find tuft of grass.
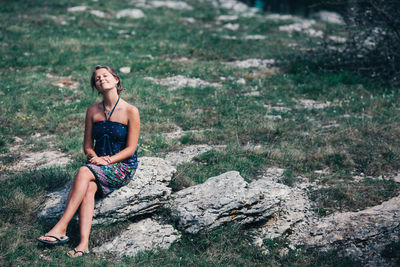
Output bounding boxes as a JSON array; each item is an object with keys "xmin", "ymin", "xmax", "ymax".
[
  {"xmin": 309, "ymin": 178, "xmax": 400, "ymax": 215},
  {"xmin": 382, "ymin": 240, "xmax": 400, "ymax": 265},
  {"xmin": 134, "ymin": 224, "xmax": 359, "ymax": 266},
  {"xmin": 280, "ymin": 169, "xmax": 296, "ymax": 186},
  {"xmin": 0, "ymin": 168, "xmax": 71, "ymax": 224},
  {"xmin": 170, "ymin": 146, "xmax": 271, "ymax": 191}
]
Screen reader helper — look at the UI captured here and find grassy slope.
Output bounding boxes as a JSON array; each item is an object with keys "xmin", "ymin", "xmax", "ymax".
[{"xmin": 0, "ymin": 0, "xmax": 399, "ymax": 265}]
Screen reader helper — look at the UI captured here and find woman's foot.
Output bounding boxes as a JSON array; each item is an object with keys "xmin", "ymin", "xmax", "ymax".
[
  {"xmin": 67, "ymin": 246, "xmax": 90, "ymax": 258},
  {"xmin": 37, "ymin": 234, "xmax": 69, "ymax": 245},
  {"xmin": 38, "ymin": 228, "xmax": 68, "ymax": 245}
]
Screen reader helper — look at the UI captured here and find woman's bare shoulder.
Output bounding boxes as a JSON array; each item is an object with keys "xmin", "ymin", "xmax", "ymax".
[
  {"xmin": 87, "ymin": 102, "xmax": 102, "ymax": 111},
  {"xmin": 86, "ymin": 102, "xmax": 102, "ymax": 116},
  {"xmin": 121, "ymin": 99, "xmax": 139, "ymax": 115}
]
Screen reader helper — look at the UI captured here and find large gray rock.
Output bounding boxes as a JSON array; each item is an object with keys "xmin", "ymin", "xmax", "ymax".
[
  {"xmin": 289, "ymin": 195, "xmax": 400, "ymax": 266},
  {"xmin": 255, "ymin": 187, "xmax": 313, "ymax": 240},
  {"xmin": 39, "ymin": 157, "xmax": 176, "ymax": 224},
  {"xmin": 93, "ymin": 218, "xmax": 180, "ymax": 257},
  {"xmin": 169, "ymin": 171, "xmax": 293, "ymax": 233}
]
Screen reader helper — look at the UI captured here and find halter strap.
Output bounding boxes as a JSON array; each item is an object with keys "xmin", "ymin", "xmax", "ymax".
[{"xmin": 102, "ymin": 96, "xmax": 120, "ymax": 121}]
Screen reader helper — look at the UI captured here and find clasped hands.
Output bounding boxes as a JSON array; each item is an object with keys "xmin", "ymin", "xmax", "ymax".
[{"xmin": 88, "ymin": 155, "xmax": 112, "ymax": 166}]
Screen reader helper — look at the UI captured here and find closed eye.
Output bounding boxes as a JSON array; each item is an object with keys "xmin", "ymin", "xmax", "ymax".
[{"xmin": 96, "ymin": 75, "xmax": 108, "ymax": 81}]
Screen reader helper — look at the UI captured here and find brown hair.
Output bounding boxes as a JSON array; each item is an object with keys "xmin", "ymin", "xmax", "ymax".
[{"xmin": 90, "ymin": 65, "xmax": 123, "ymax": 95}]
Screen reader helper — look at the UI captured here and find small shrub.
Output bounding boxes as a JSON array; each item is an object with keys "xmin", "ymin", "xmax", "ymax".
[
  {"xmin": 281, "ymin": 169, "xmax": 296, "ymax": 186},
  {"xmin": 292, "ymin": 0, "xmax": 400, "ymax": 87}
]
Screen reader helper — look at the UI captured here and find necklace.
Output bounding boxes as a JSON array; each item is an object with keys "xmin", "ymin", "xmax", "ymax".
[{"xmin": 102, "ymin": 96, "xmax": 120, "ymax": 120}]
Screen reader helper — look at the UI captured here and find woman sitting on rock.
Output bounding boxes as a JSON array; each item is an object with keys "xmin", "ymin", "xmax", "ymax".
[{"xmin": 38, "ymin": 65, "xmax": 140, "ymax": 257}]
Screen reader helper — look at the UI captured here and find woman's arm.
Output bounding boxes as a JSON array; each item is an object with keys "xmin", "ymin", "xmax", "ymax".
[{"xmin": 83, "ymin": 105, "xmax": 98, "ymax": 159}]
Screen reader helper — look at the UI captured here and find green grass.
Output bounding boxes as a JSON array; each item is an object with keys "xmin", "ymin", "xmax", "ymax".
[
  {"xmin": 1, "ymin": 0, "xmax": 399, "ymax": 265},
  {"xmin": 382, "ymin": 240, "xmax": 400, "ymax": 265},
  {"xmin": 309, "ymin": 178, "xmax": 399, "ymax": 216},
  {"xmin": 170, "ymin": 146, "xmax": 270, "ymax": 191},
  {"xmin": 134, "ymin": 225, "xmax": 360, "ymax": 267}
]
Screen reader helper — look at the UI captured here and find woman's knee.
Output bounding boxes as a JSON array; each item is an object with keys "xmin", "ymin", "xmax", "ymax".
[
  {"xmin": 76, "ymin": 166, "xmax": 95, "ymax": 181},
  {"xmin": 82, "ymin": 182, "xmax": 97, "ymax": 202},
  {"xmin": 87, "ymin": 182, "xmax": 97, "ymax": 195}
]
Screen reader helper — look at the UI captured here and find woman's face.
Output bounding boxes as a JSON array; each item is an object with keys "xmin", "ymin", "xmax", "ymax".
[{"xmin": 94, "ymin": 68, "xmax": 119, "ymax": 93}]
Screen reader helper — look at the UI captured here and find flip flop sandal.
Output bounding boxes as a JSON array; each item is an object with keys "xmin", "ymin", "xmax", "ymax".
[
  {"xmin": 67, "ymin": 248, "xmax": 90, "ymax": 258},
  {"xmin": 37, "ymin": 234, "xmax": 69, "ymax": 246}
]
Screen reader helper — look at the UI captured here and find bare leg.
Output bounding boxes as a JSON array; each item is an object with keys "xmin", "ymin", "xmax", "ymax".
[
  {"xmin": 74, "ymin": 181, "xmax": 97, "ymax": 252},
  {"xmin": 39, "ymin": 166, "xmax": 95, "ymax": 241}
]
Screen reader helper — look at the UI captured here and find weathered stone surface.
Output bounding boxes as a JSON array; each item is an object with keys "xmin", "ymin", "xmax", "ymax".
[
  {"xmin": 10, "ymin": 150, "xmax": 71, "ymax": 170},
  {"xmin": 39, "ymin": 157, "xmax": 175, "ymax": 224},
  {"xmin": 219, "ymin": 0, "xmax": 251, "ymax": 13},
  {"xmin": 181, "ymin": 17, "xmax": 195, "ymax": 24},
  {"xmin": 144, "ymin": 75, "xmax": 221, "ymax": 91},
  {"xmin": 67, "ymin": 6, "xmax": 88, "ymax": 12},
  {"xmin": 169, "ymin": 171, "xmax": 293, "ymax": 234},
  {"xmin": 264, "ymin": 104, "xmax": 291, "ymax": 112},
  {"xmin": 262, "ymin": 167, "xmax": 285, "ymax": 182},
  {"xmin": 312, "ymin": 11, "xmax": 345, "ymax": 25},
  {"xmin": 161, "ymin": 125, "xmax": 211, "ymax": 140},
  {"xmin": 119, "ymin": 66, "xmax": 131, "ymax": 74},
  {"xmin": 150, "ymin": 1, "xmax": 193, "ymax": 11},
  {"xmin": 243, "ymin": 91, "xmax": 260, "ymax": 97},
  {"xmin": 223, "ymin": 23, "xmax": 239, "ymax": 31},
  {"xmin": 90, "ymin": 10, "xmax": 107, "ymax": 18},
  {"xmin": 47, "ymin": 74, "xmax": 80, "ymax": 93},
  {"xmin": 39, "ymin": 180, "xmax": 72, "ymax": 221},
  {"xmin": 201, "ymin": 0, "xmax": 252, "ymax": 13},
  {"xmin": 289, "ymin": 195, "xmax": 400, "ymax": 266},
  {"xmin": 264, "ymin": 114, "xmax": 282, "ymax": 120},
  {"xmin": 93, "ymin": 218, "xmax": 180, "ymax": 257},
  {"xmin": 0, "ymin": 133, "xmax": 68, "ymax": 172},
  {"xmin": 296, "ymin": 98, "xmax": 331, "ymax": 110},
  {"xmin": 93, "ymin": 157, "xmax": 175, "ymax": 224},
  {"xmin": 134, "ymin": 0, "xmax": 193, "ymax": 10},
  {"xmin": 216, "ymin": 15, "xmax": 238, "ymax": 21},
  {"xmin": 219, "ymin": 35, "xmax": 237, "ymax": 40},
  {"xmin": 279, "ymin": 20, "xmax": 323, "ymax": 38},
  {"xmin": 116, "ymin": 9, "xmax": 145, "ymax": 19},
  {"xmin": 265, "ymin": 14, "xmax": 297, "ymax": 21},
  {"xmin": 244, "ymin": 35, "xmax": 266, "ymax": 40},
  {"xmin": 255, "ymin": 187, "xmax": 313, "ymax": 240},
  {"xmin": 165, "ymin": 144, "xmax": 216, "ymax": 166},
  {"xmin": 248, "ymin": 168, "xmax": 315, "ymax": 241},
  {"xmin": 224, "ymin": 59, "xmax": 275, "ymax": 69},
  {"xmin": 236, "ymin": 78, "xmax": 246, "ymax": 84},
  {"xmin": 328, "ymin": 35, "xmax": 347, "ymax": 43}
]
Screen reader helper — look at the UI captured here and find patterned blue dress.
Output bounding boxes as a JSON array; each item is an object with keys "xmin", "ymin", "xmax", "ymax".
[{"xmin": 86, "ymin": 97, "xmax": 138, "ymax": 197}]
